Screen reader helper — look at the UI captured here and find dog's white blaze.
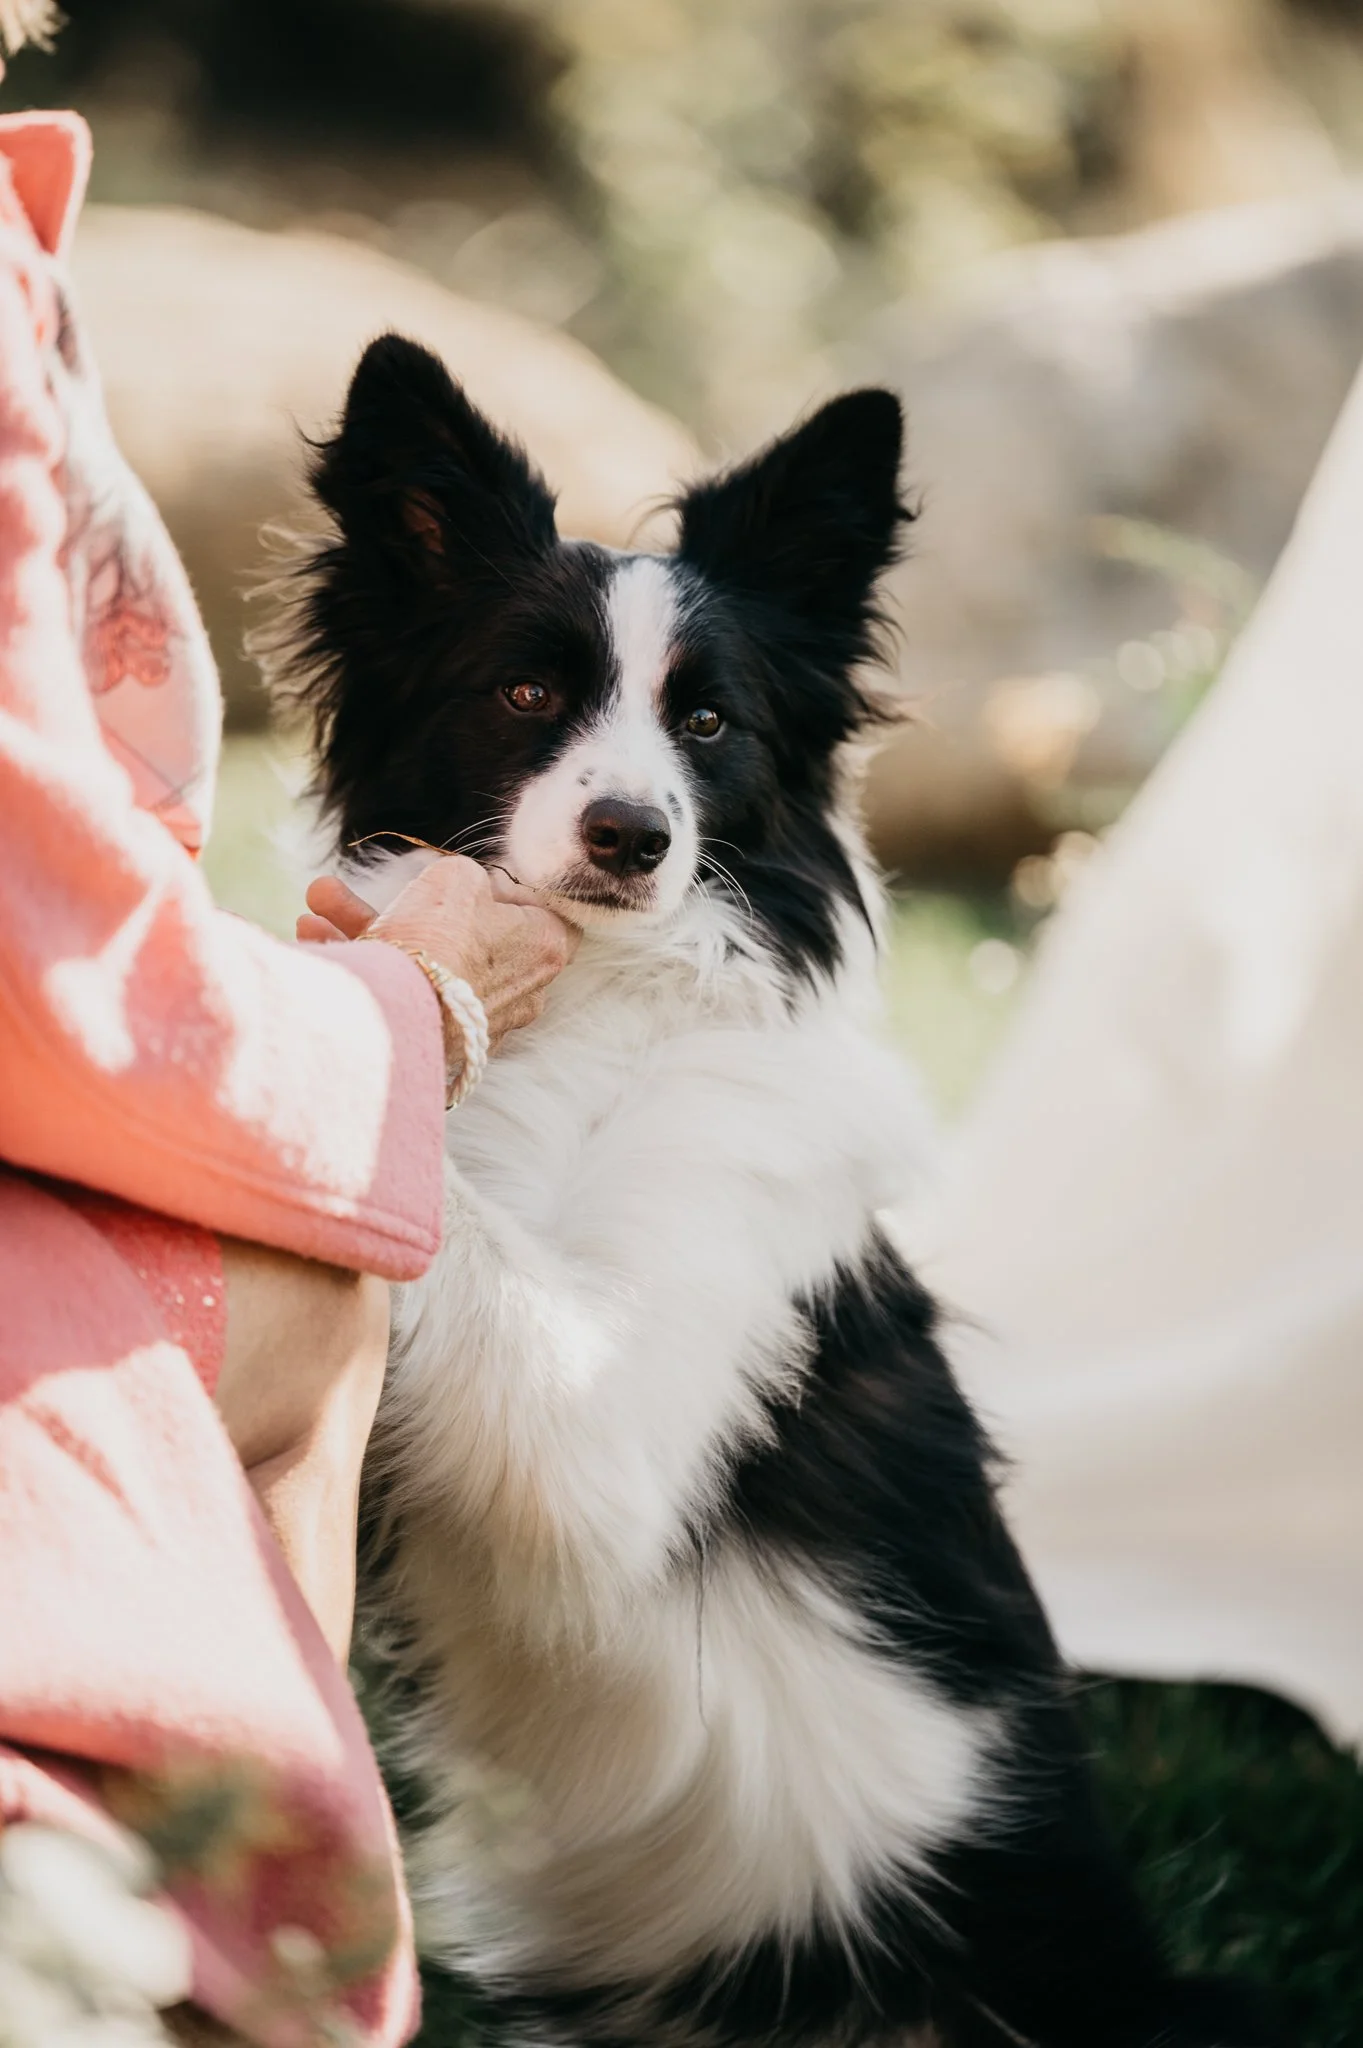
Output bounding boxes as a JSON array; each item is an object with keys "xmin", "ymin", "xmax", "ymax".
[
  {"xmin": 605, "ymin": 552, "xmax": 680, "ymax": 717},
  {"xmin": 581, "ymin": 554, "xmax": 690, "ymax": 814},
  {"xmin": 502, "ymin": 553, "xmax": 700, "ymax": 919}
]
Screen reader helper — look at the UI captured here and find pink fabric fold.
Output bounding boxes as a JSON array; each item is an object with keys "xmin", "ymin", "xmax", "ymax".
[
  {"xmin": 0, "ymin": 1173, "xmax": 418, "ymax": 2045},
  {"xmin": 0, "ymin": 108, "xmax": 89, "ymax": 261}
]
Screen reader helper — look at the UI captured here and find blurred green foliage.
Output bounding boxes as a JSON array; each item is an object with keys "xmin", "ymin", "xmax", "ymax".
[
  {"xmin": 10, "ymin": 0, "xmax": 1361, "ymax": 451},
  {"xmin": 883, "ymin": 890, "xmax": 1030, "ymax": 1114},
  {"xmin": 202, "ymin": 732, "xmax": 308, "ymax": 943},
  {"xmin": 540, "ymin": 0, "xmax": 1127, "ymax": 434},
  {"xmin": 0, "ymin": 0, "xmax": 1133, "ymax": 439},
  {"xmin": 1085, "ymin": 1680, "xmax": 1363, "ymax": 2047}
]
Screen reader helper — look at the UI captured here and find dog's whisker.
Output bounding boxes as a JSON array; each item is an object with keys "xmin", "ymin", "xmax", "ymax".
[
  {"xmin": 699, "ymin": 851, "xmax": 756, "ymax": 925},
  {"xmin": 345, "ymin": 812, "xmax": 510, "ymax": 868}
]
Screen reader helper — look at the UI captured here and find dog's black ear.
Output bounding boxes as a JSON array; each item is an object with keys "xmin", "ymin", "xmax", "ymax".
[
  {"xmin": 267, "ymin": 337, "xmax": 558, "ymax": 830},
  {"xmin": 310, "ymin": 333, "xmax": 558, "ymax": 583},
  {"xmin": 675, "ymin": 390, "xmax": 911, "ymax": 635}
]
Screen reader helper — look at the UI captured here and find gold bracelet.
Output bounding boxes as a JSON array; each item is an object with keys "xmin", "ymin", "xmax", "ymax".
[{"xmin": 361, "ymin": 938, "xmax": 489, "ymax": 1109}]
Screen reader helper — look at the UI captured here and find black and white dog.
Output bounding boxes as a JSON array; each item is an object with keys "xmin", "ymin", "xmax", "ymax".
[{"xmin": 279, "ymin": 334, "xmax": 1277, "ymax": 2048}]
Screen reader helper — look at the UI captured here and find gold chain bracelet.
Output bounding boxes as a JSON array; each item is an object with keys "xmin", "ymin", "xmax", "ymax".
[{"xmin": 360, "ymin": 937, "xmax": 490, "ymax": 1109}]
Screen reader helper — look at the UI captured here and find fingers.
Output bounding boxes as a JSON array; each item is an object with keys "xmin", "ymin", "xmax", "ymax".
[
  {"xmin": 297, "ymin": 912, "xmax": 347, "ymax": 944},
  {"xmin": 486, "ymin": 867, "xmax": 547, "ymax": 907},
  {"xmin": 486, "ymin": 867, "xmax": 532, "ymax": 905},
  {"xmin": 306, "ymin": 874, "xmax": 379, "ymax": 938},
  {"xmin": 511, "ymin": 902, "xmax": 581, "ymax": 965},
  {"xmin": 488, "ymin": 865, "xmax": 589, "ymax": 942},
  {"xmin": 388, "ymin": 853, "xmax": 490, "ymax": 914},
  {"xmin": 482, "ymin": 872, "xmax": 581, "ymax": 962},
  {"xmin": 484, "ymin": 982, "xmax": 553, "ymax": 1055},
  {"xmin": 308, "ymin": 855, "xmax": 580, "ymax": 1059}
]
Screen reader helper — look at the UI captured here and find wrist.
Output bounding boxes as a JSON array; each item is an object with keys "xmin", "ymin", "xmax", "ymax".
[{"xmin": 364, "ymin": 937, "xmax": 489, "ymax": 1109}]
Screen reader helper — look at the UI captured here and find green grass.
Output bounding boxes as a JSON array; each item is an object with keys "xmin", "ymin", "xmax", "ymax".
[
  {"xmin": 207, "ymin": 735, "xmax": 1363, "ymax": 2044},
  {"xmin": 1081, "ymin": 1680, "xmax": 1363, "ymax": 2044},
  {"xmin": 882, "ymin": 890, "xmax": 1031, "ymax": 1117},
  {"xmin": 202, "ymin": 729, "xmax": 309, "ymax": 941}
]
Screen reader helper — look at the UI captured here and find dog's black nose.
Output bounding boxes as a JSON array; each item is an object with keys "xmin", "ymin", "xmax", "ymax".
[{"xmin": 581, "ymin": 798, "xmax": 672, "ymax": 876}]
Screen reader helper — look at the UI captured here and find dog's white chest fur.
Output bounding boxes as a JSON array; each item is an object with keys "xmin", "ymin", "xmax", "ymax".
[{"xmin": 372, "ymin": 918, "xmax": 995, "ymax": 1984}]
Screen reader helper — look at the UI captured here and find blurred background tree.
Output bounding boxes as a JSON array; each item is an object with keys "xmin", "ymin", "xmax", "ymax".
[
  {"xmin": 11, "ymin": 0, "xmax": 1363, "ymax": 443},
  {"xmin": 545, "ymin": 0, "xmax": 1133, "ymax": 436}
]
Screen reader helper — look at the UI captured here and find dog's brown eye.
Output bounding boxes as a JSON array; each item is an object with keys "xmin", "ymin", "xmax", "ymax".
[
  {"xmin": 685, "ymin": 707, "xmax": 723, "ymax": 739},
  {"xmin": 505, "ymin": 681, "xmax": 551, "ymax": 714}
]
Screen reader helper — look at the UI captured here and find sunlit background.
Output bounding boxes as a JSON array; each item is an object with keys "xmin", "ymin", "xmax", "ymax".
[
  {"xmin": 7, "ymin": 7, "xmax": 1363, "ymax": 2038},
  {"xmin": 10, "ymin": 0, "xmax": 1363, "ymax": 1112}
]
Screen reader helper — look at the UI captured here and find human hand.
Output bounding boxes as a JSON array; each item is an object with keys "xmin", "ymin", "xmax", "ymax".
[{"xmin": 298, "ymin": 856, "xmax": 578, "ymax": 1052}]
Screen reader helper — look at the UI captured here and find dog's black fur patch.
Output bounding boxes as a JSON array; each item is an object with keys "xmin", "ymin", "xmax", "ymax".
[{"xmin": 283, "ymin": 334, "xmax": 611, "ymax": 868}]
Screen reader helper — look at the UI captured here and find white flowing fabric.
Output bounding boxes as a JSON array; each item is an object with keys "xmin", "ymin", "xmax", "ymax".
[{"xmin": 910, "ymin": 360, "xmax": 1363, "ymax": 1750}]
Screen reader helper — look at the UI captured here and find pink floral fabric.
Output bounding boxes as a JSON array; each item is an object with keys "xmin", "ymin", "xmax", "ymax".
[
  {"xmin": 5, "ymin": 108, "xmax": 221, "ymax": 854},
  {"xmin": 0, "ymin": 110, "xmax": 445, "ymax": 2045},
  {"xmin": 0, "ymin": 111, "xmax": 446, "ymax": 1279}
]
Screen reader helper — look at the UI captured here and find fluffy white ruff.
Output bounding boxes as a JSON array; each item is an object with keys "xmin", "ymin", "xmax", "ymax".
[{"xmin": 364, "ymin": 864, "xmax": 996, "ymax": 1988}]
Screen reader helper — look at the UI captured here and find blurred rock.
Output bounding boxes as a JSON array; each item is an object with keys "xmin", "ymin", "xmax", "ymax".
[
  {"xmin": 73, "ymin": 205, "xmax": 699, "ymax": 723},
  {"xmin": 858, "ymin": 184, "xmax": 1363, "ymax": 877}
]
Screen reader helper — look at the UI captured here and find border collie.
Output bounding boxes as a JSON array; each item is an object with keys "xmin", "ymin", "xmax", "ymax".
[{"xmin": 276, "ymin": 334, "xmax": 1278, "ymax": 2048}]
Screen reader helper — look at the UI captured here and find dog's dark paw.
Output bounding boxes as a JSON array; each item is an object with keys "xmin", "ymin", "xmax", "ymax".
[{"xmin": 1160, "ymin": 1973, "xmax": 1290, "ymax": 2047}]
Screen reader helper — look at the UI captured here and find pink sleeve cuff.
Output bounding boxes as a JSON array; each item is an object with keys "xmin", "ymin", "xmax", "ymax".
[{"xmin": 316, "ymin": 935, "xmax": 448, "ymax": 1270}]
